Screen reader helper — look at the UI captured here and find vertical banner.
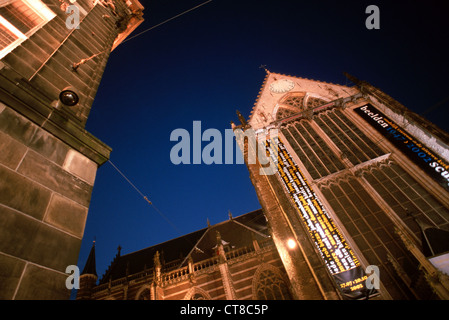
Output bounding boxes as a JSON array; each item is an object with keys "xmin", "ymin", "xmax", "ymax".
[
  {"xmin": 354, "ymin": 104, "xmax": 449, "ymax": 192},
  {"xmin": 266, "ymin": 137, "xmax": 373, "ymax": 299}
]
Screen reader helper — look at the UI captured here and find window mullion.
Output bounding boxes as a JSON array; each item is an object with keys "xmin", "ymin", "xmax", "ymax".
[
  {"xmin": 327, "ymin": 111, "xmax": 368, "ymax": 163},
  {"xmin": 317, "ymin": 113, "xmax": 359, "ymax": 165},
  {"xmin": 296, "ymin": 121, "xmax": 333, "ymax": 176}
]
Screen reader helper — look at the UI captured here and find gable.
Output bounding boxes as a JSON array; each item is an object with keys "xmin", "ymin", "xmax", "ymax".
[{"xmin": 248, "ymin": 71, "xmax": 359, "ymax": 130}]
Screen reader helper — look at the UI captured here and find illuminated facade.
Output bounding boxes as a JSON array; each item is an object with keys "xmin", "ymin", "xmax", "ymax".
[
  {"xmin": 77, "ymin": 210, "xmax": 295, "ymax": 300},
  {"xmin": 235, "ymin": 70, "xmax": 449, "ymax": 299},
  {"xmin": 78, "ymin": 71, "xmax": 449, "ymax": 301},
  {"xmin": 0, "ymin": 0, "xmax": 143, "ymax": 299}
]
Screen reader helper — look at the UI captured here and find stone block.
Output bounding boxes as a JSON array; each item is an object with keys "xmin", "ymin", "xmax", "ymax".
[
  {"xmin": 0, "ymin": 165, "xmax": 52, "ymax": 220},
  {"xmin": 0, "ymin": 204, "xmax": 81, "ymax": 272},
  {"xmin": 44, "ymin": 193, "xmax": 88, "ymax": 238},
  {"xmin": 63, "ymin": 149, "xmax": 97, "ymax": 185},
  {"xmin": 0, "ymin": 104, "xmax": 38, "ymax": 146},
  {"xmin": 17, "ymin": 150, "xmax": 93, "ymax": 207},
  {"xmin": 0, "ymin": 130, "xmax": 28, "ymax": 169},
  {"xmin": 29, "ymin": 129, "xmax": 70, "ymax": 166},
  {"xmin": 0, "ymin": 253, "xmax": 26, "ymax": 300},
  {"xmin": 13, "ymin": 263, "xmax": 70, "ymax": 300}
]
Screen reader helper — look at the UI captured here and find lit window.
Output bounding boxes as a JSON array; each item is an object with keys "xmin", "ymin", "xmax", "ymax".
[
  {"xmin": 0, "ymin": 0, "xmax": 55, "ymax": 59},
  {"xmin": 137, "ymin": 288, "xmax": 151, "ymax": 300},
  {"xmin": 255, "ymin": 269, "xmax": 292, "ymax": 300},
  {"xmin": 190, "ymin": 293, "xmax": 206, "ymax": 300}
]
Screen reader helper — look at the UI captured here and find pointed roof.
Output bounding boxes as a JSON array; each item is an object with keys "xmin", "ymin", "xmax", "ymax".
[
  {"xmin": 81, "ymin": 241, "xmax": 97, "ymax": 277},
  {"xmin": 247, "ymin": 70, "xmax": 359, "ymax": 130},
  {"xmin": 180, "ymin": 209, "xmax": 269, "ymax": 266},
  {"xmin": 98, "ymin": 209, "xmax": 268, "ymax": 284}
]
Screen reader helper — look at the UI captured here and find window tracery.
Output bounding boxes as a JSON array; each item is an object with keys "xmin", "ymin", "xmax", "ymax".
[
  {"xmin": 136, "ymin": 287, "xmax": 151, "ymax": 300},
  {"xmin": 283, "ymin": 95, "xmax": 304, "ymax": 109},
  {"xmin": 306, "ymin": 96, "xmax": 327, "ymax": 109},
  {"xmin": 253, "ymin": 265, "xmax": 292, "ymax": 300}
]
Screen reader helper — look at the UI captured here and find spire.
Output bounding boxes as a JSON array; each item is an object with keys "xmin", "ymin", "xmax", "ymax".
[
  {"xmin": 216, "ymin": 230, "xmax": 222, "ymax": 244},
  {"xmin": 236, "ymin": 110, "xmax": 247, "ymax": 127},
  {"xmin": 81, "ymin": 240, "xmax": 97, "ymax": 277},
  {"xmin": 153, "ymin": 251, "xmax": 162, "ymax": 285},
  {"xmin": 153, "ymin": 250, "xmax": 161, "ymax": 268}
]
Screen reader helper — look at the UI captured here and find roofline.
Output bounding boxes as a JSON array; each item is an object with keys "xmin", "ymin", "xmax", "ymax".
[
  {"xmin": 117, "ymin": 209, "xmax": 264, "ymax": 259},
  {"xmin": 248, "ymin": 70, "xmax": 353, "ymax": 123},
  {"xmin": 119, "ymin": 227, "xmax": 207, "ymax": 258},
  {"xmin": 179, "ymin": 208, "xmax": 265, "ymax": 266},
  {"xmin": 231, "ymin": 219, "xmax": 269, "ymax": 239}
]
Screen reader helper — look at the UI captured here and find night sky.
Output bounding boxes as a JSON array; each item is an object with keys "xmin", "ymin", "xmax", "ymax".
[{"xmin": 74, "ymin": 0, "xmax": 449, "ymax": 290}]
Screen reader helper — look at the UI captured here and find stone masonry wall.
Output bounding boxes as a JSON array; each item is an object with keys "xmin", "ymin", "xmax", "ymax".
[{"xmin": 0, "ymin": 102, "xmax": 97, "ymax": 299}]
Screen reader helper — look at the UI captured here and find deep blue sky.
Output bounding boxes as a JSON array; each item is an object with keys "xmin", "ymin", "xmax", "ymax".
[{"xmin": 76, "ymin": 0, "xmax": 449, "ymax": 286}]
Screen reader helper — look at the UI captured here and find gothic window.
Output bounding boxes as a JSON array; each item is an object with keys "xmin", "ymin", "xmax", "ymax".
[
  {"xmin": 136, "ymin": 288, "xmax": 151, "ymax": 300},
  {"xmin": 0, "ymin": 0, "xmax": 55, "ymax": 59},
  {"xmin": 306, "ymin": 96, "xmax": 327, "ymax": 109},
  {"xmin": 184, "ymin": 287, "xmax": 211, "ymax": 300},
  {"xmin": 363, "ymin": 162, "xmax": 449, "ymax": 235},
  {"xmin": 314, "ymin": 109, "xmax": 385, "ymax": 165},
  {"xmin": 276, "ymin": 107, "xmax": 297, "ymax": 120},
  {"xmin": 275, "ymin": 93, "xmax": 306, "ymax": 121},
  {"xmin": 283, "ymin": 95, "xmax": 304, "ymax": 109},
  {"xmin": 254, "ymin": 266, "xmax": 292, "ymax": 300},
  {"xmin": 190, "ymin": 293, "xmax": 206, "ymax": 300},
  {"xmin": 320, "ymin": 175, "xmax": 416, "ymax": 299},
  {"xmin": 319, "ymin": 171, "xmax": 439, "ymax": 299},
  {"xmin": 281, "ymin": 120, "xmax": 346, "ymax": 180}
]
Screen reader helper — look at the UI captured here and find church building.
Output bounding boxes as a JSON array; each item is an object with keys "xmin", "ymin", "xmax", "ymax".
[
  {"xmin": 78, "ymin": 209, "xmax": 294, "ymax": 300},
  {"xmin": 78, "ymin": 71, "xmax": 449, "ymax": 300},
  {"xmin": 234, "ymin": 70, "xmax": 449, "ymax": 300}
]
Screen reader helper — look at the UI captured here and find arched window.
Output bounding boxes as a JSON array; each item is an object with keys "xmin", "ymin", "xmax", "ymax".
[
  {"xmin": 183, "ymin": 287, "xmax": 211, "ymax": 300},
  {"xmin": 275, "ymin": 92, "xmax": 306, "ymax": 120},
  {"xmin": 136, "ymin": 287, "xmax": 152, "ymax": 300},
  {"xmin": 306, "ymin": 96, "xmax": 327, "ymax": 109},
  {"xmin": 253, "ymin": 265, "xmax": 292, "ymax": 300},
  {"xmin": 190, "ymin": 293, "xmax": 206, "ymax": 300},
  {"xmin": 276, "ymin": 107, "xmax": 298, "ymax": 120},
  {"xmin": 275, "ymin": 92, "xmax": 329, "ymax": 121},
  {"xmin": 283, "ymin": 95, "xmax": 305, "ymax": 109}
]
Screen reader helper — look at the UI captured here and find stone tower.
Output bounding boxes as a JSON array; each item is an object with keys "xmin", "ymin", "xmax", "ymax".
[
  {"xmin": 0, "ymin": 0, "xmax": 143, "ymax": 299},
  {"xmin": 234, "ymin": 70, "xmax": 449, "ymax": 299}
]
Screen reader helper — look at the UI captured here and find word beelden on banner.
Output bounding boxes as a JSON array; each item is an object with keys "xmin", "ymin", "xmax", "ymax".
[{"xmin": 355, "ymin": 104, "xmax": 449, "ymax": 192}]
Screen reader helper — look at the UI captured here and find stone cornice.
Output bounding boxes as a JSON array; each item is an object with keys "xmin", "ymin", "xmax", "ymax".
[{"xmin": 0, "ymin": 69, "xmax": 111, "ymax": 165}]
